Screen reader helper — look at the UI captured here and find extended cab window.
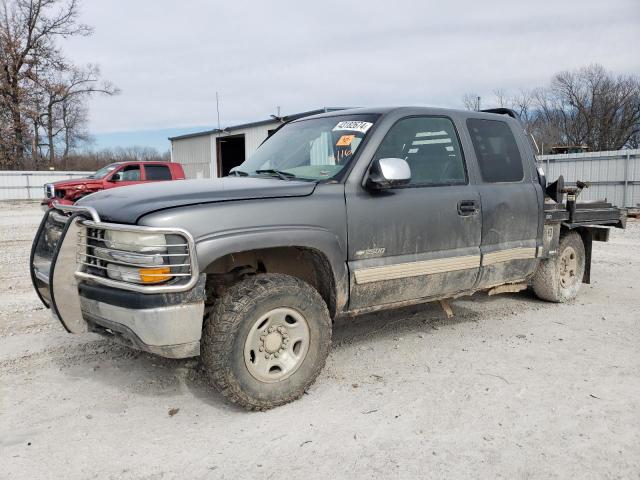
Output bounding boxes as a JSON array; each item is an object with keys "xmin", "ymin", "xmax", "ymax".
[
  {"xmin": 145, "ymin": 165, "xmax": 172, "ymax": 180},
  {"xmin": 373, "ymin": 116, "xmax": 466, "ymax": 186},
  {"xmin": 467, "ymin": 119, "xmax": 524, "ymax": 183}
]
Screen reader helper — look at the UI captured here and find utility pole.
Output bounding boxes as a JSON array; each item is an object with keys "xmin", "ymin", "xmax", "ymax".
[{"xmin": 216, "ymin": 92, "xmax": 221, "ymax": 130}]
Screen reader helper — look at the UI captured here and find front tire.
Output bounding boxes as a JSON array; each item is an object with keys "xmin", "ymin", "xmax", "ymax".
[
  {"xmin": 532, "ymin": 231, "xmax": 586, "ymax": 303},
  {"xmin": 201, "ymin": 273, "xmax": 332, "ymax": 410}
]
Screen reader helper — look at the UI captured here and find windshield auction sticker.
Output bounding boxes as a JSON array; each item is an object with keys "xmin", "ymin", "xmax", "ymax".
[
  {"xmin": 333, "ymin": 121, "xmax": 373, "ymax": 134},
  {"xmin": 336, "ymin": 134, "xmax": 355, "ymax": 146}
]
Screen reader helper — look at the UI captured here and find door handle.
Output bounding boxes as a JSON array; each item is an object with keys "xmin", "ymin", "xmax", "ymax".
[{"xmin": 458, "ymin": 200, "xmax": 479, "ymax": 216}]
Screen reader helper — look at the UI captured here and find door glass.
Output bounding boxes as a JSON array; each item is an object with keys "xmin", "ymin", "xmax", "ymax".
[
  {"xmin": 145, "ymin": 165, "xmax": 172, "ymax": 180},
  {"xmin": 466, "ymin": 119, "xmax": 524, "ymax": 183},
  {"xmin": 115, "ymin": 165, "xmax": 141, "ymax": 182},
  {"xmin": 373, "ymin": 117, "xmax": 467, "ymax": 186}
]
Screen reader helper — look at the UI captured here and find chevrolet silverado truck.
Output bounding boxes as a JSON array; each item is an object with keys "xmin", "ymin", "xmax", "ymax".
[
  {"xmin": 30, "ymin": 107, "xmax": 626, "ymax": 410},
  {"xmin": 41, "ymin": 161, "xmax": 186, "ymax": 209}
]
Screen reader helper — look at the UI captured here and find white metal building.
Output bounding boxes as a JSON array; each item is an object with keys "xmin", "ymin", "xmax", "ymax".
[{"xmin": 169, "ymin": 108, "xmax": 344, "ymax": 179}]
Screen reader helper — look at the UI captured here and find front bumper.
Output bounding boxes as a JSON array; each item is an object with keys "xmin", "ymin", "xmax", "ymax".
[
  {"xmin": 80, "ymin": 283, "xmax": 205, "ymax": 358},
  {"xmin": 30, "ymin": 208, "xmax": 205, "ymax": 359}
]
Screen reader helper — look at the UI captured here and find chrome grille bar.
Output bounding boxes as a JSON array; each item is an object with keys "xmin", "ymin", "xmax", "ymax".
[
  {"xmin": 53, "ymin": 201, "xmax": 100, "ymax": 222},
  {"xmin": 76, "ymin": 261, "xmax": 192, "ymax": 276},
  {"xmin": 76, "ymin": 243, "xmax": 189, "ymax": 257},
  {"xmin": 77, "ymin": 251, "xmax": 191, "ymax": 268},
  {"xmin": 78, "ymin": 235, "xmax": 188, "ymax": 249}
]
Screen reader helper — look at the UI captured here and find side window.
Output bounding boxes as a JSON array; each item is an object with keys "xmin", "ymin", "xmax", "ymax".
[
  {"xmin": 115, "ymin": 165, "xmax": 141, "ymax": 182},
  {"xmin": 466, "ymin": 119, "xmax": 524, "ymax": 183},
  {"xmin": 373, "ymin": 116, "xmax": 466, "ymax": 186},
  {"xmin": 145, "ymin": 165, "xmax": 172, "ymax": 180}
]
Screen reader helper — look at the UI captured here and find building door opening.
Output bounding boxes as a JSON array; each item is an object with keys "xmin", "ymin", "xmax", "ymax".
[{"xmin": 217, "ymin": 134, "xmax": 245, "ymax": 177}]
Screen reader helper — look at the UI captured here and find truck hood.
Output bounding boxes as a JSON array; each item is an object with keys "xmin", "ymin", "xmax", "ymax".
[
  {"xmin": 76, "ymin": 177, "xmax": 318, "ymax": 223},
  {"xmin": 50, "ymin": 178, "xmax": 102, "ymax": 190}
]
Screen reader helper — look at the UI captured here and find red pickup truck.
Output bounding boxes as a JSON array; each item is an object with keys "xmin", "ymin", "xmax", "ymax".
[{"xmin": 42, "ymin": 161, "xmax": 186, "ymax": 209}]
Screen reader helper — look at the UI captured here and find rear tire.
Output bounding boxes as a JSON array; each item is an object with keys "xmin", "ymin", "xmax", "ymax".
[
  {"xmin": 201, "ymin": 273, "xmax": 332, "ymax": 410},
  {"xmin": 532, "ymin": 231, "xmax": 585, "ymax": 303}
]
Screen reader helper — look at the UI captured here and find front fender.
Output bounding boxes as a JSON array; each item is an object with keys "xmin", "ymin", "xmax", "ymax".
[{"xmin": 195, "ymin": 226, "xmax": 349, "ymax": 312}]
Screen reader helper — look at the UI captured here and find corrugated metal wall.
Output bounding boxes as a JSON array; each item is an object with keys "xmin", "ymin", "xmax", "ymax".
[
  {"xmin": 172, "ymin": 122, "xmax": 279, "ymax": 179},
  {"xmin": 0, "ymin": 171, "xmax": 92, "ymax": 200},
  {"xmin": 242, "ymin": 124, "xmax": 276, "ymax": 158},
  {"xmin": 171, "ymin": 135, "xmax": 212, "ymax": 179},
  {"xmin": 538, "ymin": 149, "xmax": 640, "ymax": 208},
  {"xmin": 209, "ymin": 123, "xmax": 278, "ymax": 178}
]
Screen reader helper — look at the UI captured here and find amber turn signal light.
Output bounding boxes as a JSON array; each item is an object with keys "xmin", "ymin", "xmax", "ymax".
[{"xmin": 139, "ymin": 267, "xmax": 171, "ymax": 283}]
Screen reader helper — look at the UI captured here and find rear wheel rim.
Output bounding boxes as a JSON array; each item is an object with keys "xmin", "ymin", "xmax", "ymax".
[
  {"xmin": 559, "ymin": 246, "xmax": 578, "ymax": 288},
  {"xmin": 243, "ymin": 307, "xmax": 310, "ymax": 383}
]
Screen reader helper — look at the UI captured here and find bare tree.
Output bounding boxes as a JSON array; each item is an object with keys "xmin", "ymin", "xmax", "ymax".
[
  {"xmin": 0, "ymin": 0, "xmax": 92, "ymax": 168},
  {"xmin": 461, "ymin": 64, "xmax": 640, "ymax": 152},
  {"xmin": 549, "ymin": 65, "xmax": 640, "ymax": 150},
  {"xmin": 64, "ymin": 146, "xmax": 171, "ymax": 171},
  {"xmin": 462, "ymin": 93, "xmax": 481, "ymax": 111},
  {"xmin": 59, "ymin": 93, "xmax": 90, "ymax": 163},
  {"xmin": 37, "ymin": 63, "xmax": 117, "ymax": 167},
  {"xmin": 492, "ymin": 88, "xmax": 508, "ymax": 108}
]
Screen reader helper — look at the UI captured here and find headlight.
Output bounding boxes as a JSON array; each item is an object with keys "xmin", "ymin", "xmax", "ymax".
[
  {"xmin": 101, "ymin": 230, "xmax": 172, "ymax": 284},
  {"xmin": 79, "ymin": 223, "xmax": 195, "ymax": 291},
  {"xmin": 103, "ymin": 230, "xmax": 167, "ymax": 253},
  {"xmin": 44, "ymin": 184, "xmax": 55, "ymax": 198}
]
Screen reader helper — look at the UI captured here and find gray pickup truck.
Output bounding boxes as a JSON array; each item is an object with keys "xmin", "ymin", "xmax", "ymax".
[{"xmin": 30, "ymin": 107, "xmax": 626, "ymax": 410}]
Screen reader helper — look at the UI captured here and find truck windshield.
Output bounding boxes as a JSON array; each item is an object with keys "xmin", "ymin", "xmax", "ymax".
[
  {"xmin": 236, "ymin": 114, "xmax": 380, "ymax": 181},
  {"xmin": 87, "ymin": 164, "xmax": 119, "ymax": 179}
]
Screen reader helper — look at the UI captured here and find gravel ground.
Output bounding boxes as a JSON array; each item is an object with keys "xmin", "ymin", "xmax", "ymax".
[{"xmin": 1, "ymin": 201, "xmax": 639, "ymax": 479}]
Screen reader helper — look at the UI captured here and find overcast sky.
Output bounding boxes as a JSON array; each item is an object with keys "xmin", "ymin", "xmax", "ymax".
[{"xmin": 62, "ymin": 0, "xmax": 640, "ymax": 151}]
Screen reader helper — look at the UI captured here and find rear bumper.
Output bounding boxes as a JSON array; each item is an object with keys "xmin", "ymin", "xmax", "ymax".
[{"xmin": 30, "ymin": 209, "xmax": 205, "ymax": 359}]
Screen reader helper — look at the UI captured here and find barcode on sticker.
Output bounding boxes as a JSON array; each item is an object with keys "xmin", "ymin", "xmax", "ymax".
[{"xmin": 333, "ymin": 121, "xmax": 373, "ymax": 134}]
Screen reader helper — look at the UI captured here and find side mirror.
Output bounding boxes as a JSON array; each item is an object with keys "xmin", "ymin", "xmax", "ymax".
[
  {"xmin": 366, "ymin": 158, "xmax": 411, "ymax": 190},
  {"xmin": 109, "ymin": 172, "xmax": 122, "ymax": 182}
]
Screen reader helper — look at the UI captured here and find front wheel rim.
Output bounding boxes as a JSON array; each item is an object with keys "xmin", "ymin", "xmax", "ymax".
[
  {"xmin": 559, "ymin": 245, "xmax": 579, "ymax": 288},
  {"xmin": 243, "ymin": 307, "xmax": 310, "ymax": 383}
]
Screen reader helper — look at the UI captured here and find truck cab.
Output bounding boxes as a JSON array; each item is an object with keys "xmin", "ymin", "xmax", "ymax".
[{"xmin": 30, "ymin": 107, "xmax": 625, "ymax": 410}]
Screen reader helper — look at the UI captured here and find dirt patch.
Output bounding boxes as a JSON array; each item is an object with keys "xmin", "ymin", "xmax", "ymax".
[{"xmin": 1, "ymin": 202, "xmax": 639, "ymax": 479}]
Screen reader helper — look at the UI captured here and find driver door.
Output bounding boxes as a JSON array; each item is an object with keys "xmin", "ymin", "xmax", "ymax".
[
  {"xmin": 105, "ymin": 164, "xmax": 142, "ymax": 189},
  {"xmin": 345, "ymin": 115, "xmax": 482, "ymax": 310}
]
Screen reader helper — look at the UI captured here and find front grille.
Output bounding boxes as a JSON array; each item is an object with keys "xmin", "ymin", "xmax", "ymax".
[
  {"xmin": 76, "ymin": 223, "xmax": 195, "ymax": 290},
  {"xmin": 79, "ymin": 227, "xmax": 108, "ymax": 278}
]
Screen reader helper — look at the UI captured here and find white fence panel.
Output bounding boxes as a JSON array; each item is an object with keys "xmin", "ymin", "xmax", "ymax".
[
  {"xmin": 3, "ymin": 149, "xmax": 639, "ymax": 207},
  {"xmin": 537, "ymin": 149, "xmax": 640, "ymax": 208},
  {"xmin": 0, "ymin": 171, "xmax": 91, "ymax": 201}
]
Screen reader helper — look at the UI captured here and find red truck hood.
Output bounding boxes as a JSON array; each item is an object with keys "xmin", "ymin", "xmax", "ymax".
[{"xmin": 51, "ymin": 178, "xmax": 103, "ymax": 189}]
